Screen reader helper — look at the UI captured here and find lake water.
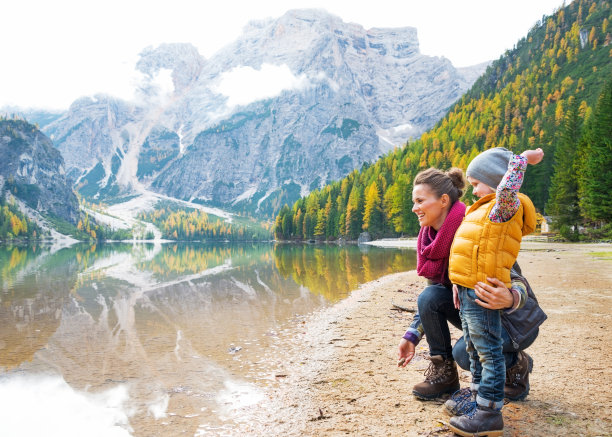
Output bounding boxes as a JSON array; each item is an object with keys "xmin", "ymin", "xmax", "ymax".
[{"xmin": 0, "ymin": 242, "xmax": 415, "ymax": 436}]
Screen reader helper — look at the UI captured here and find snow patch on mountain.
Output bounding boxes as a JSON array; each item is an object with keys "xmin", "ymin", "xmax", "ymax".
[{"xmin": 232, "ymin": 186, "xmax": 258, "ymax": 205}]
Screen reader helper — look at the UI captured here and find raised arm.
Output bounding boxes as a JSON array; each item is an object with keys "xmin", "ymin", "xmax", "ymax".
[{"xmin": 489, "ymin": 148, "xmax": 543, "ymax": 223}]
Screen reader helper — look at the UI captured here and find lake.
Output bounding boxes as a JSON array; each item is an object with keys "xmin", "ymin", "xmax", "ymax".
[{"xmin": 0, "ymin": 241, "xmax": 415, "ymax": 436}]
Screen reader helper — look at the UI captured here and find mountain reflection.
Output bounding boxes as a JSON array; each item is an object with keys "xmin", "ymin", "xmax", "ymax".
[{"xmin": 0, "ymin": 241, "xmax": 415, "ymax": 434}]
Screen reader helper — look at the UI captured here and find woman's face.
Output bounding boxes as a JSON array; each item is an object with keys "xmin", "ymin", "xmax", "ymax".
[{"xmin": 412, "ymin": 184, "xmax": 450, "ymax": 230}]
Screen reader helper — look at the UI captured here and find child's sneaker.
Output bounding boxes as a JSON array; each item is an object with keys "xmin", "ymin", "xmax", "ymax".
[{"xmin": 443, "ymin": 387, "xmax": 476, "ymax": 416}]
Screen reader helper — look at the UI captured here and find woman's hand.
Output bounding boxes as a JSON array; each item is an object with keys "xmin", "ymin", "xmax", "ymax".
[
  {"xmin": 474, "ymin": 277, "xmax": 514, "ymax": 310},
  {"xmin": 397, "ymin": 338, "xmax": 415, "ymax": 367}
]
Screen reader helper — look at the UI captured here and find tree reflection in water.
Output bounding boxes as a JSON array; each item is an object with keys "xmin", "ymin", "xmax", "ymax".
[{"xmin": 0, "ymin": 241, "xmax": 415, "ymax": 434}]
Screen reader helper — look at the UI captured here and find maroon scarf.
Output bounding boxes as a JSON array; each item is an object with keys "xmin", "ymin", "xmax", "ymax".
[{"xmin": 417, "ymin": 200, "xmax": 466, "ymax": 285}]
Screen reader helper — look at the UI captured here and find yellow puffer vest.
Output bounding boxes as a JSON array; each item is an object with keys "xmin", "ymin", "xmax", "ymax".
[{"xmin": 448, "ymin": 193, "xmax": 536, "ymax": 289}]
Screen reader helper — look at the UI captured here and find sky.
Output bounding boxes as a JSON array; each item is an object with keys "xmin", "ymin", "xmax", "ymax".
[{"xmin": 0, "ymin": 0, "xmax": 567, "ymax": 110}]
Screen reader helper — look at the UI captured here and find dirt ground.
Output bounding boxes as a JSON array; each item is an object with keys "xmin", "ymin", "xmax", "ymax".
[{"xmin": 236, "ymin": 241, "xmax": 612, "ymax": 436}]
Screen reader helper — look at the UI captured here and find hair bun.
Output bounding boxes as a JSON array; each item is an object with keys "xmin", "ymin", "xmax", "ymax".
[
  {"xmin": 446, "ymin": 167, "xmax": 466, "ymax": 190},
  {"xmin": 414, "ymin": 167, "xmax": 466, "ymax": 204}
]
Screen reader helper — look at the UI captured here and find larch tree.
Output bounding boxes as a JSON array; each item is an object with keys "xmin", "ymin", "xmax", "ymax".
[{"xmin": 363, "ymin": 182, "xmax": 383, "ymax": 238}]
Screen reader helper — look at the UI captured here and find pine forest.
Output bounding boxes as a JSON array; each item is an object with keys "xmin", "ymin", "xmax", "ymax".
[{"xmin": 274, "ymin": 0, "xmax": 612, "ymax": 242}]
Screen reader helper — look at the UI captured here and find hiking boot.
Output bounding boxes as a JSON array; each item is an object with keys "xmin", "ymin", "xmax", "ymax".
[
  {"xmin": 443, "ymin": 387, "xmax": 476, "ymax": 416},
  {"xmin": 412, "ymin": 355, "xmax": 460, "ymax": 400},
  {"xmin": 448, "ymin": 405, "xmax": 504, "ymax": 437},
  {"xmin": 505, "ymin": 351, "xmax": 533, "ymax": 401}
]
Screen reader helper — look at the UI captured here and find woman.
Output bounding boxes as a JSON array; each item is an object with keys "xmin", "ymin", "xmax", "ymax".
[{"xmin": 397, "ymin": 167, "xmax": 546, "ymax": 405}]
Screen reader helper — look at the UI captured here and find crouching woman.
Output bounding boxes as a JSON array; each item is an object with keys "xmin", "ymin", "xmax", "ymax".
[{"xmin": 397, "ymin": 167, "xmax": 546, "ymax": 403}]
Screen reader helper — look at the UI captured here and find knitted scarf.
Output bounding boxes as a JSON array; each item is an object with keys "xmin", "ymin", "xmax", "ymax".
[{"xmin": 417, "ymin": 200, "xmax": 466, "ymax": 285}]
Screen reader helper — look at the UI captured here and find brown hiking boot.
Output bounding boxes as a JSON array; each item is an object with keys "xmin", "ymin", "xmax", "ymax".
[
  {"xmin": 505, "ymin": 351, "xmax": 533, "ymax": 401},
  {"xmin": 412, "ymin": 355, "xmax": 460, "ymax": 400}
]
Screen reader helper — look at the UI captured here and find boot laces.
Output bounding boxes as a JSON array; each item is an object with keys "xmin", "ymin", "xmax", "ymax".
[
  {"xmin": 506, "ymin": 364, "xmax": 523, "ymax": 386},
  {"xmin": 450, "ymin": 387, "xmax": 472, "ymax": 402},
  {"xmin": 423, "ymin": 359, "xmax": 451, "ymax": 383},
  {"xmin": 465, "ymin": 402, "xmax": 479, "ymax": 418},
  {"xmin": 450, "ymin": 388, "xmax": 477, "ymax": 416}
]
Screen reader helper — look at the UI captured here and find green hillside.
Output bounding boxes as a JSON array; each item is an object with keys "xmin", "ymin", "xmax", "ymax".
[{"xmin": 275, "ymin": 0, "xmax": 611, "ymax": 241}]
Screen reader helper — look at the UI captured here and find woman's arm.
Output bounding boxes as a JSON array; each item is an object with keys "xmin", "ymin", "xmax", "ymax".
[
  {"xmin": 398, "ymin": 310, "xmax": 425, "ymax": 366},
  {"xmin": 473, "ymin": 277, "xmax": 528, "ymax": 311}
]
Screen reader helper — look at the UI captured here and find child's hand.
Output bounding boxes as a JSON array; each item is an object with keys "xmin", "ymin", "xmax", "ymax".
[
  {"xmin": 453, "ymin": 284, "xmax": 460, "ymax": 310},
  {"xmin": 521, "ymin": 148, "xmax": 544, "ymax": 165}
]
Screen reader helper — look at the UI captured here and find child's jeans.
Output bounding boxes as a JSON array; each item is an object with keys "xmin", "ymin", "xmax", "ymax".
[{"xmin": 458, "ymin": 285, "xmax": 505, "ymax": 410}]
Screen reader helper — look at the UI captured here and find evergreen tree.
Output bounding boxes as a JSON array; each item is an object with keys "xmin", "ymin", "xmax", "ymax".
[
  {"xmin": 281, "ymin": 206, "xmax": 293, "ymax": 238},
  {"xmin": 546, "ymin": 97, "xmax": 583, "ymax": 240},
  {"xmin": 578, "ymin": 81, "xmax": 612, "ymax": 223},
  {"xmin": 274, "ymin": 204, "xmax": 292, "ymax": 239},
  {"xmin": 324, "ymin": 194, "xmax": 338, "ymax": 239}
]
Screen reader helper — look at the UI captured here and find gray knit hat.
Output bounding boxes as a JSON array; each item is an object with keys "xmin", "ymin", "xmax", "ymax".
[{"xmin": 466, "ymin": 147, "xmax": 513, "ymax": 189}]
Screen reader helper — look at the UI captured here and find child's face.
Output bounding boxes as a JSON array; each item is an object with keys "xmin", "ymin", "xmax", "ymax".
[
  {"xmin": 467, "ymin": 176, "xmax": 496, "ymax": 198},
  {"xmin": 412, "ymin": 184, "xmax": 449, "ymax": 230}
]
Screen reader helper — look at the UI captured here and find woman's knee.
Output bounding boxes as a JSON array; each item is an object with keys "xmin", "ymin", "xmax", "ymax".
[
  {"xmin": 452, "ymin": 338, "xmax": 470, "ymax": 370},
  {"xmin": 417, "ymin": 284, "xmax": 447, "ymax": 314}
]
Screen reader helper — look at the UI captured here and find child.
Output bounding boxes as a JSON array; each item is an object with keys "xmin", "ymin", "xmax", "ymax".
[{"xmin": 447, "ymin": 147, "xmax": 543, "ymax": 436}]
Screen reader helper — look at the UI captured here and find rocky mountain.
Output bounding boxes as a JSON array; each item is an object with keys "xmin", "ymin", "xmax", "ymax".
[
  {"xmin": 0, "ymin": 107, "xmax": 63, "ymax": 129},
  {"xmin": 44, "ymin": 9, "xmax": 488, "ymax": 217},
  {"xmin": 0, "ymin": 119, "xmax": 79, "ymax": 224}
]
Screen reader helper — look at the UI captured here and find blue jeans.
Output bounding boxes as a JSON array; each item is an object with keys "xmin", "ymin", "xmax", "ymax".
[
  {"xmin": 416, "ymin": 283, "xmax": 463, "ymax": 358},
  {"xmin": 417, "ymin": 283, "xmax": 539, "ymax": 370},
  {"xmin": 458, "ymin": 286, "xmax": 504, "ymax": 410},
  {"xmin": 453, "ymin": 325, "xmax": 539, "ymax": 371}
]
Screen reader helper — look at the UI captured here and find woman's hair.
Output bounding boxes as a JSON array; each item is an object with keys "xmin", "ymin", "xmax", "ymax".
[{"xmin": 413, "ymin": 167, "xmax": 466, "ymax": 203}]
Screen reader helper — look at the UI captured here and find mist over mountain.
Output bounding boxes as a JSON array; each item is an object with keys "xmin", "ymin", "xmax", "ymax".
[{"xmin": 40, "ymin": 9, "xmax": 487, "ymax": 217}]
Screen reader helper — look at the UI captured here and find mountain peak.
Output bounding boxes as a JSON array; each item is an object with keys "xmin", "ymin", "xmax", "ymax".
[
  {"xmin": 137, "ymin": 43, "xmax": 206, "ymax": 91},
  {"xmin": 43, "ymin": 9, "xmax": 488, "ymax": 217}
]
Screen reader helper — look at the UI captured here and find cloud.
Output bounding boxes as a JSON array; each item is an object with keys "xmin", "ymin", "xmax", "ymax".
[
  {"xmin": 145, "ymin": 68, "xmax": 175, "ymax": 97},
  {"xmin": 132, "ymin": 67, "xmax": 176, "ymax": 105},
  {"xmin": 213, "ymin": 63, "xmax": 311, "ymax": 107}
]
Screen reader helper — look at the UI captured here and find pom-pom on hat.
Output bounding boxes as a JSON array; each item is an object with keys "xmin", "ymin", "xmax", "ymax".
[{"xmin": 466, "ymin": 147, "xmax": 513, "ymax": 189}]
